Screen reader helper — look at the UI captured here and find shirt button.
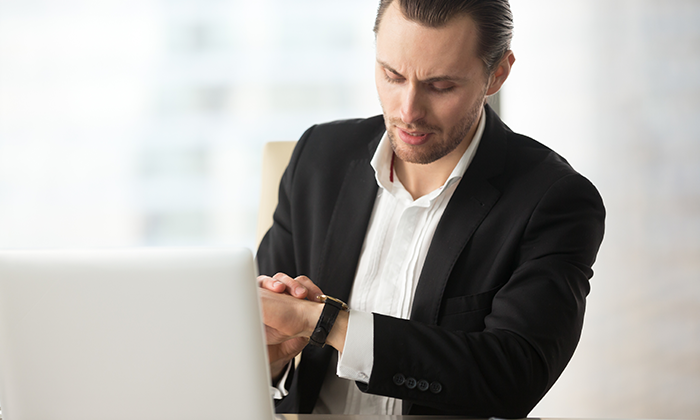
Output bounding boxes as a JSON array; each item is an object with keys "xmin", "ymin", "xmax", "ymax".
[
  {"xmin": 393, "ymin": 374, "xmax": 406, "ymax": 386},
  {"xmin": 417, "ymin": 380, "xmax": 429, "ymax": 391},
  {"xmin": 359, "ymin": 372, "xmax": 368, "ymax": 381},
  {"xmin": 405, "ymin": 377, "xmax": 417, "ymax": 389},
  {"xmin": 430, "ymin": 381, "xmax": 443, "ymax": 394}
]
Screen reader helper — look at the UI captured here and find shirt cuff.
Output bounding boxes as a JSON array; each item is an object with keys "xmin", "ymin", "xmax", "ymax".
[
  {"xmin": 270, "ymin": 360, "xmax": 293, "ymax": 400},
  {"xmin": 336, "ymin": 309, "xmax": 374, "ymax": 384}
]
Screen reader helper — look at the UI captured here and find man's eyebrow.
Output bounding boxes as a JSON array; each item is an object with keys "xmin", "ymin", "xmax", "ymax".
[
  {"xmin": 378, "ymin": 60, "xmax": 403, "ymax": 77},
  {"xmin": 377, "ymin": 59, "xmax": 465, "ymax": 84}
]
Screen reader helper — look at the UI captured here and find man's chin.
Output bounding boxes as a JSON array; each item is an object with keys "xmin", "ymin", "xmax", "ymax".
[{"xmin": 391, "ymin": 141, "xmax": 438, "ymax": 165}]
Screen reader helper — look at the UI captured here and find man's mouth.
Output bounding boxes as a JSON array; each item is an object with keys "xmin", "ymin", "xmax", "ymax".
[{"xmin": 396, "ymin": 127, "xmax": 431, "ymax": 146}]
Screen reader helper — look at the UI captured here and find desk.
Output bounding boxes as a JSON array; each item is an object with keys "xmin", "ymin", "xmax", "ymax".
[{"xmin": 277, "ymin": 416, "xmax": 491, "ymax": 420}]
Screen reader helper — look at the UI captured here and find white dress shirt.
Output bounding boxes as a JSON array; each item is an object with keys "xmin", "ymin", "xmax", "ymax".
[{"xmin": 313, "ymin": 111, "xmax": 486, "ymax": 415}]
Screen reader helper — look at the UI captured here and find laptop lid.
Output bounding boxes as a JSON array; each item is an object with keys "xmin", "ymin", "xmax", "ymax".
[{"xmin": 0, "ymin": 247, "xmax": 275, "ymax": 420}]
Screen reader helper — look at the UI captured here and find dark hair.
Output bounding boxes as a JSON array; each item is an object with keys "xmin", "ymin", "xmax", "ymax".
[{"xmin": 373, "ymin": 0, "xmax": 513, "ymax": 74}]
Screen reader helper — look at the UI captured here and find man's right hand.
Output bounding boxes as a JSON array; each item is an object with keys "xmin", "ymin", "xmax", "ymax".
[
  {"xmin": 257, "ymin": 272, "xmax": 324, "ymax": 382},
  {"xmin": 257, "ymin": 272, "xmax": 324, "ymax": 302}
]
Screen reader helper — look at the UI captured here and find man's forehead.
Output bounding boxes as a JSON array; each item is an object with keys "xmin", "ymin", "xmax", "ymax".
[
  {"xmin": 375, "ymin": 5, "xmax": 482, "ymax": 80},
  {"xmin": 376, "ymin": 58, "xmax": 468, "ymax": 84}
]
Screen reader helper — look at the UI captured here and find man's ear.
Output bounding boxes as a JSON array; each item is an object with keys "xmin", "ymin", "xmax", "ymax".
[{"xmin": 486, "ymin": 51, "xmax": 515, "ymax": 96}]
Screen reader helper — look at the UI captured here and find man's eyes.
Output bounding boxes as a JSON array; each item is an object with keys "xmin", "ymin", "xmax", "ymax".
[
  {"xmin": 383, "ymin": 70, "xmax": 403, "ymax": 83},
  {"xmin": 383, "ymin": 69, "xmax": 456, "ymax": 93},
  {"xmin": 429, "ymin": 82, "xmax": 455, "ymax": 93}
]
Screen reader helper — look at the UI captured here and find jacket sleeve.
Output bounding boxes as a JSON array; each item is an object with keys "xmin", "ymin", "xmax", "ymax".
[{"xmin": 360, "ymin": 173, "xmax": 606, "ymax": 417}]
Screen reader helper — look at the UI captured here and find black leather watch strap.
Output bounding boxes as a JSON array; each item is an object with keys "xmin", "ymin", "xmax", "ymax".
[{"xmin": 308, "ymin": 295, "xmax": 349, "ymax": 348}]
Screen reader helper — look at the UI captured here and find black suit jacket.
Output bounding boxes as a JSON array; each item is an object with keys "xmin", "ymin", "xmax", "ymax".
[{"xmin": 257, "ymin": 105, "xmax": 605, "ymax": 417}]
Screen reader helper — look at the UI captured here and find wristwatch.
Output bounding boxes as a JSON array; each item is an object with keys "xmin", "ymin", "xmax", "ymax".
[{"xmin": 308, "ymin": 295, "xmax": 349, "ymax": 347}]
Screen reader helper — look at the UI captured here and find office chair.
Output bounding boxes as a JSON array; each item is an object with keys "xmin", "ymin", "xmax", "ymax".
[{"xmin": 256, "ymin": 141, "xmax": 297, "ymax": 248}]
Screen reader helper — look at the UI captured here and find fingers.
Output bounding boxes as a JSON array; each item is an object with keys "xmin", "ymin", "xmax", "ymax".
[
  {"xmin": 272, "ymin": 273, "xmax": 310, "ymax": 299},
  {"xmin": 257, "ymin": 275, "xmax": 287, "ymax": 293},
  {"xmin": 293, "ymin": 275, "xmax": 324, "ymax": 302},
  {"xmin": 257, "ymin": 272, "xmax": 323, "ymax": 301}
]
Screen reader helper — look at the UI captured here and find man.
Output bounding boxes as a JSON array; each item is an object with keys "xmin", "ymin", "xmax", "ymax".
[{"xmin": 257, "ymin": 0, "xmax": 605, "ymax": 417}]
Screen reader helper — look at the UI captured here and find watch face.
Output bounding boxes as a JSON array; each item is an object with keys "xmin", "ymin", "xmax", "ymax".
[{"xmin": 319, "ymin": 295, "xmax": 349, "ymax": 311}]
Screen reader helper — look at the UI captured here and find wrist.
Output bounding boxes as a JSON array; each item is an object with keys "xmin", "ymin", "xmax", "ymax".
[
  {"xmin": 325, "ymin": 309, "xmax": 348, "ymax": 352},
  {"xmin": 304, "ymin": 300, "xmax": 324, "ymax": 337}
]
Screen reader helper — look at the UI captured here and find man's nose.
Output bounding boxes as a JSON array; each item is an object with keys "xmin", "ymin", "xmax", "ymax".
[{"xmin": 399, "ymin": 85, "xmax": 426, "ymax": 124}]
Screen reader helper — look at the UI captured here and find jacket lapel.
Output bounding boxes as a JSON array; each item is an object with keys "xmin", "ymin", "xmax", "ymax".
[
  {"xmin": 316, "ymin": 132, "xmax": 383, "ymax": 303},
  {"xmin": 409, "ymin": 105, "xmax": 507, "ymax": 325}
]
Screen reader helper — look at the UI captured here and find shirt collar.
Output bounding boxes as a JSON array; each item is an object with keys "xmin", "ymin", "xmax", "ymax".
[{"xmin": 371, "ymin": 107, "xmax": 487, "ymax": 199}]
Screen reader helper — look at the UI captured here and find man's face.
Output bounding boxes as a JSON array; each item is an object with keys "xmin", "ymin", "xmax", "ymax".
[{"xmin": 375, "ymin": 2, "xmax": 490, "ymax": 165}]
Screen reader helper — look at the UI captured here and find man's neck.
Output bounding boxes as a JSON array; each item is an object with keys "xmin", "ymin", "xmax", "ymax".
[{"xmin": 393, "ymin": 149, "xmax": 464, "ymax": 200}]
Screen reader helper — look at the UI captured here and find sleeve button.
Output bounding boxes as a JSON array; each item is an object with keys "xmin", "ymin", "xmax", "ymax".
[
  {"xmin": 405, "ymin": 377, "xmax": 417, "ymax": 389},
  {"xmin": 393, "ymin": 373, "xmax": 405, "ymax": 386},
  {"xmin": 429, "ymin": 381, "xmax": 442, "ymax": 394},
  {"xmin": 417, "ymin": 380, "xmax": 429, "ymax": 391}
]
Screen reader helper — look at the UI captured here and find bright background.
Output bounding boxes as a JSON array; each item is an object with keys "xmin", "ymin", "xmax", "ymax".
[{"xmin": 1, "ymin": 0, "xmax": 699, "ymax": 418}]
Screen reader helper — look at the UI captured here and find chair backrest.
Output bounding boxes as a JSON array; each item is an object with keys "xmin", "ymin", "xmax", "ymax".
[{"xmin": 256, "ymin": 141, "xmax": 297, "ymax": 247}]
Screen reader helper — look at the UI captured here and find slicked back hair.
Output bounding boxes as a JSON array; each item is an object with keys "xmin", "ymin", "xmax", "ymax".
[{"xmin": 373, "ymin": 0, "xmax": 513, "ymax": 75}]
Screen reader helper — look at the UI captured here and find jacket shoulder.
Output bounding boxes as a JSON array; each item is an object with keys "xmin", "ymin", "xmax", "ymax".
[{"xmin": 296, "ymin": 115, "xmax": 385, "ymax": 160}]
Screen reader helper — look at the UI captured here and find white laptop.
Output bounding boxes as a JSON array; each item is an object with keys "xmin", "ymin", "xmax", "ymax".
[{"xmin": 0, "ymin": 247, "xmax": 275, "ymax": 420}]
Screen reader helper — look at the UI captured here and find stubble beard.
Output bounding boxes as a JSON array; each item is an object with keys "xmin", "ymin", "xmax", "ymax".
[{"xmin": 385, "ymin": 97, "xmax": 484, "ymax": 165}]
